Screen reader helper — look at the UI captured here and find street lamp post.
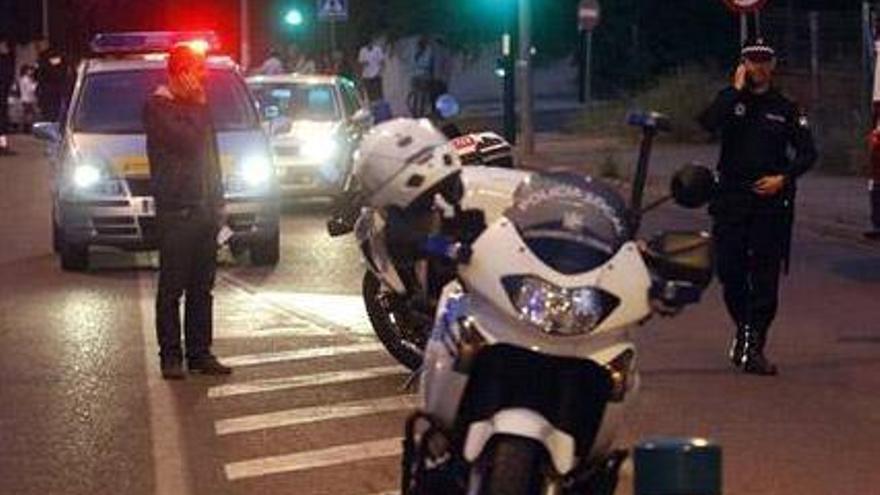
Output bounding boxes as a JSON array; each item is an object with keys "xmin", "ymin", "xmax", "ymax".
[
  {"xmin": 240, "ymin": 0, "xmax": 250, "ymax": 69},
  {"xmin": 518, "ymin": 0, "xmax": 534, "ymax": 156},
  {"xmin": 42, "ymin": 0, "xmax": 49, "ymax": 39}
]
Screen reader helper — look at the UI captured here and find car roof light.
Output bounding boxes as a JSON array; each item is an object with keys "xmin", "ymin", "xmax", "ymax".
[{"xmin": 90, "ymin": 31, "xmax": 220, "ymax": 55}]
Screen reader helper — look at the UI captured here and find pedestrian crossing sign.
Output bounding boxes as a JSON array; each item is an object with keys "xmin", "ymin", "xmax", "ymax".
[{"xmin": 317, "ymin": 0, "xmax": 348, "ymax": 21}]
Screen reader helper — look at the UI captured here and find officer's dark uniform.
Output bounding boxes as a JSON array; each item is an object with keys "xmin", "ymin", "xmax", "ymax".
[
  {"xmin": 143, "ymin": 85, "xmax": 227, "ymax": 376},
  {"xmin": 698, "ymin": 42, "xmax": 817, "ymax": 375}
]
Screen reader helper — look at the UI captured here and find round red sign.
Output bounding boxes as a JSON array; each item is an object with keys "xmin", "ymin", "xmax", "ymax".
[
  {"xmin": 578, "ymin": 0, "xmax": 601, "ymax": 32},
  {"xmin": 722, "ymin": 0, "xmax": 769, "ymax": 13}
]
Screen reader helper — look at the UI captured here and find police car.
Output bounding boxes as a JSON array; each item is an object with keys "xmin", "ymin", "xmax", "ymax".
[
  {"xmin": 32, "ymin": 32, "xmax": 281, "ymax": 270},
  {"xmin": 246, "ymin": 73, "xmax": 373, "ymax": 199}
]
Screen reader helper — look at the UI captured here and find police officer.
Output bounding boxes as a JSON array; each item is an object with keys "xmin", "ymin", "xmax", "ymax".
[
  {"xmin": 143, "ymin": 44, "xmax": 231, "ymax": 379},
  {"xmin": 0, "ymin": 37, "xmax": 14, "ymax": 155},
  {"xmin": 698, "ymin": 39, "xmax": 817, "ymax": 376}
]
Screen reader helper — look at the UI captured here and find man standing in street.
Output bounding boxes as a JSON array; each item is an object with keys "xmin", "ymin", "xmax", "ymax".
[
  {"xmin": 143, "ymin": 44, "xmax": 231, "ymax": 380},
  {"xmin": 358, "ymin": 38, "xmax": 385, "ymax": 102},
  {"xmin": 0, "ymin": 37, "xmax": 14, "ymax": 155},
  {"xmin": 34, "ymin": 40, "xmax": 69, "ymax": 122},
  {"xmin": 698, "ymin": 39, "xmax": 817, "ymax": 376}
]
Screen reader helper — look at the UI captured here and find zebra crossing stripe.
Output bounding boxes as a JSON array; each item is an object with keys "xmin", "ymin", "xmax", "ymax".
[
  {"xmin": 220, "ymin": 342, "xmax": 385, "ymax": 368},
  {"xmin": 215, "ymin": 395, "xmax": 420, "ymax": 435},
  {"xmin": 224, "ymin": 437, "xmax": 403, "ymax": 480},
  {"xmin": 207, "ymin": 365, "xmax": 406, "ymax": 399}
]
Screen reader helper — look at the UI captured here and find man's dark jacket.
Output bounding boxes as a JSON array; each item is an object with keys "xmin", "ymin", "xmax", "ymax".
[
  {"xmin": 143, "ymin": 87, "xmax": 224, "ymax": 214},
  {"xmin": 698, "ymin": 85, "xmax": 818, "ymax": 270}
]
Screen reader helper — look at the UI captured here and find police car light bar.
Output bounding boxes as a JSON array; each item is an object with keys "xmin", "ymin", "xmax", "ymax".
[{"xmin": 90, "ymin": 31, "xmax": 220, "ymax": 55}]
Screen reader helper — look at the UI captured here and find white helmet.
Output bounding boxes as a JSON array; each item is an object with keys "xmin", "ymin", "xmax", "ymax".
[{"xmin": 353, "ymin": 118, "xmax": 462, "ymax": 210}]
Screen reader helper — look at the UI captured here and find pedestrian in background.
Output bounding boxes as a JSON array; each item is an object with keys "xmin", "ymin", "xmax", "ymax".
[
  {"xmin": 289, "ymin": 49, "xmax": 316, "ymax": 74},
  {"xmin": 17, "ymin": 65, "xmax": 38, "ymax": 131},
  {"xmin": 410, "ymin": 36, "xmax": 434, "ymax": 117},
  {"xmin": 358, "ymin": 38, "xmax": 385, "ymax": 101},
  {"xmin": 143, "ymin": 43, "xmax": 231, "ymax": 380},
  {"xmin": 430, "ymin": 36, "xmax": 452, "ymax": 106},
  {"xmin": 34, "ymin": 41, "xmax": 69, "ymax": 121},
  {"xmin": 866, "ymin": 64, "xmax": 880, "ymax": 240},
  {"xmin": 698, "ymin": 39, "xmax": 817, "ymax": 376},
  {"xmin": 258, "ymin": 48, "xmax": 284, "ymax": 75},
  {"xmin": 0, "ymin": 37, "xmax": 14, "ymax": 155}
]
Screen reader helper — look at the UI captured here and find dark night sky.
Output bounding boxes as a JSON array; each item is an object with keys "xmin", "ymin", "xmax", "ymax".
[{"xmin": 0, "ymin": 0, "xmax": 42, "ymax": 42}]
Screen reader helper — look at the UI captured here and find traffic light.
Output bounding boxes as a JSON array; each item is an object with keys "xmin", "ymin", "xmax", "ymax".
[{"xmin": 284, "ymin": 8, "xmax": 304, "ymax": 26}]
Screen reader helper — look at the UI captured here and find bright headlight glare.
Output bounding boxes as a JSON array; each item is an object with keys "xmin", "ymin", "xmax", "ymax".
[
  {"xmin": 505, "ymin": 276, "xmax": 619, "ymax": 336},
  {"xmin": 301, "ymin": 137, "xmax": 338, "ymax": 161},
  {"xmin": 72, "ymin": 164, "xmax": 102, "ymax": 189},
  {"xmin": 241, "ymin": 155, "xmax": 272, "ymax": 186}
]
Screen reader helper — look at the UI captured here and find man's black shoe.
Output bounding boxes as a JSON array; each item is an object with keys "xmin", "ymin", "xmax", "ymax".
[
  {"xmin": 742, "ymin": 353, "xmax": 778, "ymax": 376},
  {"xmin": 188, "ymin": 355, "xmax": 232, "ymax": 375},
  {"xmin": 863, "ymin": 230, "xmax": 880, "ymax": 241},
  {"xmin": 728, "ymin": 337, "xmax": 745, "ymax": 368},
  {"xmin": 161, "ymin": 360, "xmax": 186, "ymax": 380}
]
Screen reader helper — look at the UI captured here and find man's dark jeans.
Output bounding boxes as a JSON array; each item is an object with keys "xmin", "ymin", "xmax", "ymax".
[{"xmin": 156, "ymin": 207, "xmax": 218, "ymax": 362}]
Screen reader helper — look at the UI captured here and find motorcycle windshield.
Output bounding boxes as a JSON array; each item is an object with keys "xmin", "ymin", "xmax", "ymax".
[{"xmin": 505, "ymin": 173, "xmax": 630, "ymax": 275}]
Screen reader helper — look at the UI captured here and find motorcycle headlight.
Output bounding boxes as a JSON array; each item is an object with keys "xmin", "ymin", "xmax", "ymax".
[
  {"xmin": 240, "ymin": 154, "xmax": 273, "ymax": 186},
  {"xmin": 502, "ymin": 276, "xmax": 620, "ymax": 336},
  {"xmin": 301, "ymin": 137, "xmax": 339, "ymax": 161},
  {"xmin": 72, "ymin": 163, "xmax": 102, "ymax": 189}
]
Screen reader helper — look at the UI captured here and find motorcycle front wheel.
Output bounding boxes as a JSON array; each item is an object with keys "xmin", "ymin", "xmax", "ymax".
[
  {"xmin": 469, "ymin": 435, "xmax": 552, "ymax": 495},
  {"xmin": 362, "ymin": 271, "xmax": 428, "ymax": 371}
]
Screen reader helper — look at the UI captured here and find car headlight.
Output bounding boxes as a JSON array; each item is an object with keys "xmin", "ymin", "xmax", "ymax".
[
  {"xmin": 72, "ymin": 163, "xmax": 102, "ymax": 189},
  {"xmin": 240, "ymin": 155, "xmax": 273, "ymax": 186},
  {"xmin": 502, "ymin": 275, "xmax": 620, "ymax": 336},
  {"xmin": 301, "ymin": 137, "xmax": 339, "ymax": 161}
]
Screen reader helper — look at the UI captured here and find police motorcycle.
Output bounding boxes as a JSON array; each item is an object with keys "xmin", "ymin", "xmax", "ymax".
[
  {"xmin": 398, "ymin": 112, "xmax": 717, "ymax": 495},
  {"xmin": 326, "ymin": 99, "xmax": 518, "ymax": 370}
]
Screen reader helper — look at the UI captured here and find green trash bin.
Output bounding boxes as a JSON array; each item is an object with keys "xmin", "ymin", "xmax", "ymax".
[{"xmin": 634, "ymin": 436, "xmax": 722, "ymax": 495}]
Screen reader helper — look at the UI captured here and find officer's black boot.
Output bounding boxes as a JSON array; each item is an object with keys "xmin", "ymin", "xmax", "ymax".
[
  {"xmin": 728, "ymin": 324, "xmax": 747, "ymax": 368},
  {"xmin": 741, "ymin": 326, "xmax": 777, "ymax": 376}
]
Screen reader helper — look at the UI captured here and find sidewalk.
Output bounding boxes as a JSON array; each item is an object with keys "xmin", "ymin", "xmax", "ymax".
[
  {"xmin": 459, "ymin": 97, "xmax": 587, "ymax": 119},
  {"xmin": 520, "ymin": 133, "xmax": 878, "ymax": 247}
]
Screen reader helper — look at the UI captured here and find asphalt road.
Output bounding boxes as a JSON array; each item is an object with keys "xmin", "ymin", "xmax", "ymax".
[{"xmin": 0, "ymin": 136, "xmax": 878, "ymax": 495}]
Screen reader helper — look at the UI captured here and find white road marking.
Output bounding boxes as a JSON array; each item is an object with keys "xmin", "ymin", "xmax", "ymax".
[
  {"xmin": 221, "ymin": 342, "xmax": 385, "ymax": 368},
  {"xmin": 208, "ymin": 365, "xmax": 405, "ymax": 399},
  {"xmin": 215, "ymin": 395, "xmax": 420, "ymax": 435},
  {"xmin": 138, "ymin": 273, "xmax": 192, "ymax": 495},
  {"xmin": 259, "ymin": 291, "xmax": 375, "ymax": 335},
  {"xmin": 213, "ymin": 278, "xmax": 335, "ymax": 337},
  {"xmin": 224, "ymin": 437, "xmax": 403, "ymax": 481},
  {"xmin": 218, "ymin": 272, "xmax": 374, "ymax": 335}
]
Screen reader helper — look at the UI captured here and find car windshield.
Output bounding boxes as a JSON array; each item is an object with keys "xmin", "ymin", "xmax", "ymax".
[
  {"xmin": 72, "ymin": 69, "xmax": 259, "ymax": 134},
  {"xmin": 504, "ymin": 173, "xmax": 630, "ymax": 275},
  {"xmin": 249, "ymin": 82, "xmax": 340, "ymax": 122}
]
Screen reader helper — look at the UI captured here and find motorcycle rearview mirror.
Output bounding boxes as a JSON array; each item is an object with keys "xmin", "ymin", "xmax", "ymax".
[
  {"xmin": 670, "ymin": 163, "xmax": 716, "ymax": 209},
  {"xmin": 32, "ymin": 122, "xmax": 61, "ymax": 142},
  {"xmin": 326, "ymin": 216, "xmax": 354, "ymax": 237},
  {"xmin": 435, "ymin": 94, "xmax": 460, "ymax": 119}
]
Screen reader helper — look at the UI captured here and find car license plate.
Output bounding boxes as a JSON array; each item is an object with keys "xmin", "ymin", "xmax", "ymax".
[{"xmin": 141, "ymin": 198, "xmax": 155, "ymax": 216}]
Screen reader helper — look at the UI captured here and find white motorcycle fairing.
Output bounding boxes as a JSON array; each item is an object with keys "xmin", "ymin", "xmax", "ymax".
[{"xmin": 464, "ymin": 409, "xmax": 577, "ymax": 475}]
